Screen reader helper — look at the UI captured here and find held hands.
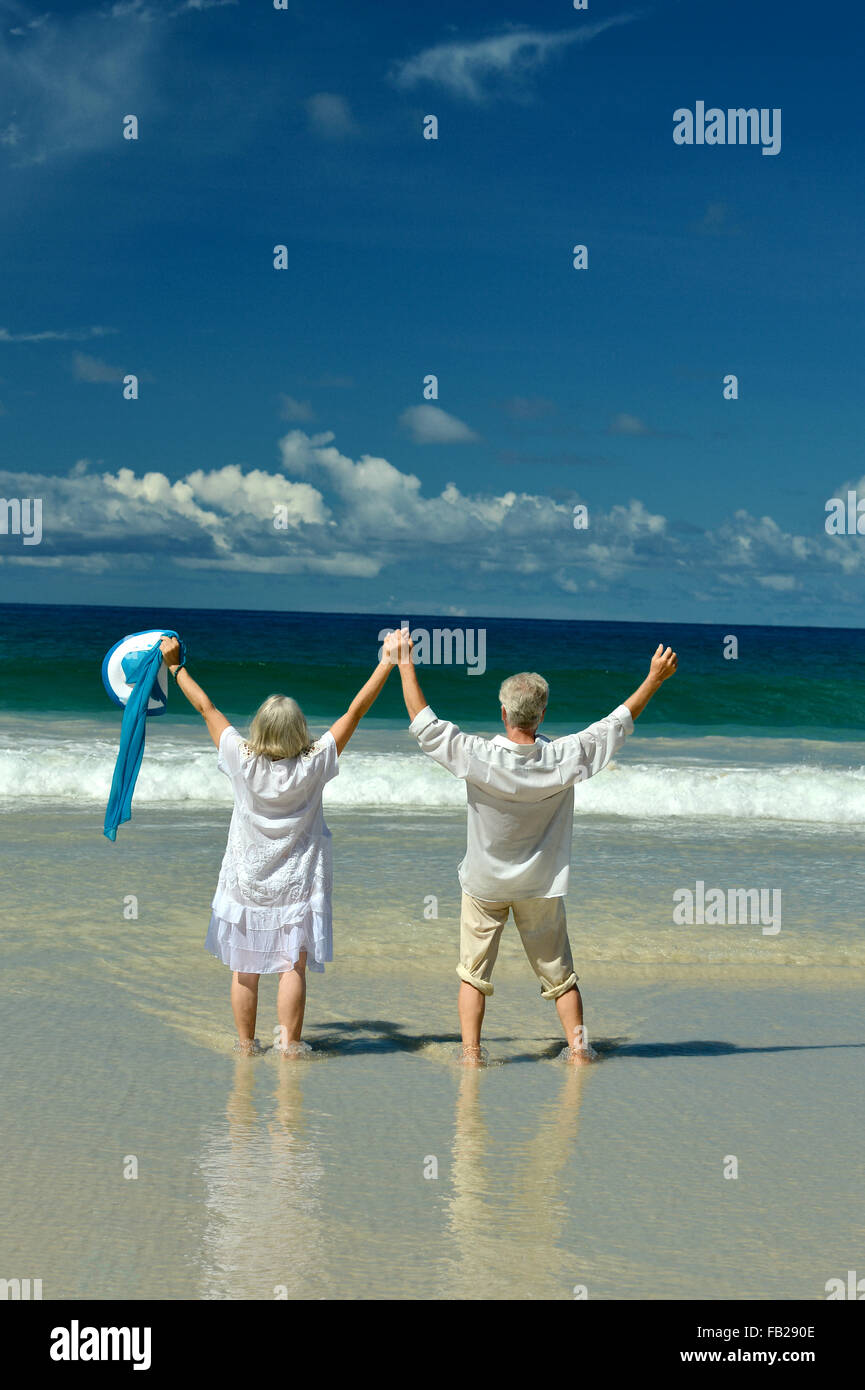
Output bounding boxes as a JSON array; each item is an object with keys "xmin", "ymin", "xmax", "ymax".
[
  {"xmin": 160, "ymin": 636, "xmax": 183, "ymax": 669},
  {"xmin": 649, "ymin": 644, "xmax": 678, "ymax": 684},
  {"xmin": 381, "ymin": 628, "xmax": 414, "ymax": 665}
]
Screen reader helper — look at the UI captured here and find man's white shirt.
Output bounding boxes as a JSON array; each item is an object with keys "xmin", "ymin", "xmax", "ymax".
[{"xmin": 409, "ymin": 703, "xmax": 634, "ymax": 901}]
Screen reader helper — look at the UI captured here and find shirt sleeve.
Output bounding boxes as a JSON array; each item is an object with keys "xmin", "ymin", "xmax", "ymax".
[
  {"xmin": 313, "ymin": 729, "xmax": 340, "ymax": 784},
  {"xmin": 217, "ymin": 725, "xmax": 249, "ymax": 778},
  {"xmin": 409, "ymin": 705, "xmax": 482, "ymax": 781},
  {"xmin": 555, "ymin": 703, "xmax": 634, "ymax": 785}
]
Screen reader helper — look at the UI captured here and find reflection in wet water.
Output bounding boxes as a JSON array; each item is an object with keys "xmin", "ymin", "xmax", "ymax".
[
  {"xmin": 197, "ymin": 1060, "xmax": 325, "ymax": 1300},
  {"xmin": 442, "ymin": 1063, "xmax": 587, "ymax": 1299},
  {"xmin": 194, "ymin": 1050, "xmax": 591, "ymax": 1301}
]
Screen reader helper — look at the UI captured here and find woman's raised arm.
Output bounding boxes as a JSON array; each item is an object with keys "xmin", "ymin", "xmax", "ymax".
[
  {"xmin": 160, "ymin": 636, "xmax": 231, "ymax": 749},
  {"xmin": 328, "ymin": 631, "xmax": 400, "ymax": 755}
]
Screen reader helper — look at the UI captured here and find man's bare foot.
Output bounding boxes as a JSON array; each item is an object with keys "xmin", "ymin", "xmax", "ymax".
[
  {"xmin": 234, "ymin": 1038, "xmax": 263, "ymax": 1057},
  {"xmin": 561, "ymin": 1043, "xmax": 598, "ymax": 1066},
  {"xmin": 457, "ymin": 1044, "xmax": 487, "ymax": 1067},
  {"xmin": 275, "ymin": 1040, "xmax": 311, "ymax": 1060}
]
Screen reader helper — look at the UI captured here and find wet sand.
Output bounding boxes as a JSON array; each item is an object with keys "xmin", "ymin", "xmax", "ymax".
[{"xmin": 2, "ymin": 805, "xmax": 863, "ymax": 1300}]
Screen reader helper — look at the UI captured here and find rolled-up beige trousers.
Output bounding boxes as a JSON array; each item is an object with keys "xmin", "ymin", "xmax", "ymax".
[{"xmin": 457, "ymin": 892, "xmax": 579, "ymax": 1000}]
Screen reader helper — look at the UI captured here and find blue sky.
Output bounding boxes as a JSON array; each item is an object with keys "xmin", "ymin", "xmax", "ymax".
[{"xmin": 0, "ymin": 0, "xmax": 862, "ymax": 624}]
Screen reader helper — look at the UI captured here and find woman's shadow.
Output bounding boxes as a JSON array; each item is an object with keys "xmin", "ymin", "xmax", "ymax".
[{"xmin": 307, "ymin": 1018, "xmax": 462, "ymax": 1055}]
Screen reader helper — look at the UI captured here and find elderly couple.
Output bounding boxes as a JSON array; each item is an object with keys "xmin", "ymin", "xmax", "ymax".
[{"xmin": 159, "ymin": 630, "xmax": 677, "ymax": 1065}]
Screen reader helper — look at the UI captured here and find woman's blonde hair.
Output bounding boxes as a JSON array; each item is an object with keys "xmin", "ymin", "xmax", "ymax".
[{"xmin": 247, "ymin": 694, "xmax": 313, "ymax": 760}]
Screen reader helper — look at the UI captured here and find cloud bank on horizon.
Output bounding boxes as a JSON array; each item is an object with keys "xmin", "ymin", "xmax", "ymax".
[{"xmin": 2, "ymin": 427, "xmax": 862, "ymax": 620}]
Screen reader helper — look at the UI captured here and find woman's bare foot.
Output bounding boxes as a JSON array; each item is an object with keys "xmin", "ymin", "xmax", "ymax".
[
  {"xmin": 457, "ymin": 1043, "xmax": 487, "ymax": 1067},
  {"xmin": 233, "ymin": 1037, "xmax": 263, "ymax": 1057},
  {"xmin": 275, "ymin": 1040, "xmax": 311, "ymax": 1060}
]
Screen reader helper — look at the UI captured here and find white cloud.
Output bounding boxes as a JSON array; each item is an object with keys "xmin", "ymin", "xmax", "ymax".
[
  {"xmin": 104, "ymin": 466, "xmax": 229, "ymax": 545},
  {"xmin": 0, "ymin": 0, "xmax": 239, "ymax": 167},
  {"xmin": 391, "ymin": 17, "xmax": 636, "ymax": 103},
  {"xmin": 278, "ymin": 394, "xmax": 315, "ymax": 422},
  {"xmin": 305, "ymin": 92, "xmax": 357, "ymax": 140},
  {"xmin": 832, "ymin": 472, "xmax": 865, "ymax": 498},
  {"xmin": 72, "ymin": 352, "xmax": 126, "ymax": 383},
  {"xmin": 2, "ymin": 431, "xmax": 862, "ymax": 611},
  {"xmin": 0, "ymin": 450, "xmax": 333, "ymax": 573},
  {"xmin": 183, "ymin": 462, "xmax": 327, "ymax": 526},
  {"xmin": 757, "ymin": 574, "xmax": 797, "ymax": 591},
  {"xmin": 609, "ymin": 412, "xmax": 651, "ymax": 436},
  {"xmin": 9, "ymin": 14, "xmax": 50, "ymax": 39},
  {"xmin": 0, "ymin": 325, "xmax": 115, "ymax": 343},
  {"xmin": 399, "ymin": 404, "xmax": 480, "ymax": 444},
  {"xmin": 176, "ymin": 0, "xmax": 238, "ymax": 11},
  {"xmin": 608, "ymin": 498, "xmax": 666, "ymax": 537},
  {"xmin": 0, "ymin": 6, "xmax": 160, "ymax": 167}
]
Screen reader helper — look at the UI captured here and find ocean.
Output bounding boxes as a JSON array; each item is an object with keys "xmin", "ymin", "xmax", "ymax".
[
  {"xmin": 1, "ymin": 603, "xmax": 863, "ymax": 1299},
  {"xmin": 3, "ymin": 602, "xmax": 865, "ymax": 733}
]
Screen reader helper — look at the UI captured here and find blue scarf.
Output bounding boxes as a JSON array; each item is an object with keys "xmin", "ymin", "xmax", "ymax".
[{"xmin": 104, "ymin": 630, "xmax": 186, "ymax": 841}]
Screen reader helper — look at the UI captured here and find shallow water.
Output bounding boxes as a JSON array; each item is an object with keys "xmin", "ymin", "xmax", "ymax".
[{"xmin": 4, "ymin": 800, "xmax": 863, "ymax": 974}]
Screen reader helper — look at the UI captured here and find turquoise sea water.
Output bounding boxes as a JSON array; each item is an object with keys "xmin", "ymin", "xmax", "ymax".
[{"xmin": 2, "ymin": 602, "xmax": 864, "ymax": 737}]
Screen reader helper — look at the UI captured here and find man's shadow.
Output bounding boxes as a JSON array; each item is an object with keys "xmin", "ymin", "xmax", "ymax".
[
  {"xmin": 307, "ymin": 1021, "xmax": 865, "ymax": 1062},
  {"xmin": 514, "ymin": 1037, "xmax": 865, "ymax": 1062}
]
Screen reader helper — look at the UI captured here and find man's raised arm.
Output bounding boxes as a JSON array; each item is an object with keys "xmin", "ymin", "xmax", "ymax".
[
  {"xmin": 397, "ymin": 631, "xmax": 481, "ymax": 781},
  {"xmin": 623, "ymin": 644, "xmax": 678, "ymax": 720},
  {"xmin": 396, "ymin": 632, "xmax": 428, "ymax": 720},
  {"xmin": 558, "ymin": 643, "xmax": 678, "ymax": 785}
]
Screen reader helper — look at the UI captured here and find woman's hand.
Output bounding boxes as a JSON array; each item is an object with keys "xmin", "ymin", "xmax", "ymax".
[
  {"xmin": 160, "ymin": 636, "xmax": 183, "ymax": 669},
  {"xmin": 381, "ymin": 629, "xmax": 406, "ymax": 664}
]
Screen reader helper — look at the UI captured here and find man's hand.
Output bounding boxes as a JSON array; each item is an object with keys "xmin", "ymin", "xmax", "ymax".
[
  {"xmin": 160, "ymin": 636, "xmax": 183, "ymax": 668},
  {"xmin": 395, "ymin": 627, "xmax": 414, "ymax": 664},
  {"xmin": 649, "ymin": 644, "xmax": 677, "ymax": 685},
  {"xmin": 624, "ymin": 645, "xmax": 678, "ymax": 721}
]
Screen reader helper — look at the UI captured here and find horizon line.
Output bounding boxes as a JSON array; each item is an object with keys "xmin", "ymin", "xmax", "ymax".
[{"xmin": 1, "ymin": 598, "xmax": 863, "ymax": 636}]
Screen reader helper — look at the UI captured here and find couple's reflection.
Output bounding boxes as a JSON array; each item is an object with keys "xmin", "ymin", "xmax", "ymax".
[
  {"xmin": 196, "ymin": 1048, "xmax": 586, "ymax": 1299},
  {"xmin": 444, "ymin": 1061, "xmax": 587, "ymax": 1299},
  {"xmin": 197, "ymin": 1058, "xmax": 323, "ymax": 1300}
]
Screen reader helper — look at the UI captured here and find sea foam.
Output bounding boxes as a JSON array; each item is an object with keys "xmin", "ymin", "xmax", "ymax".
[{"xmin": 1, "ymin": 737, "xmax": 864, "ymax": 824}]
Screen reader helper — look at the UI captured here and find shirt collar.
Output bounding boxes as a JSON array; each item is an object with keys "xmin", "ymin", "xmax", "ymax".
[{"xmin": 491, "ymin": 733, "xmax": 549, "ymax": 750}]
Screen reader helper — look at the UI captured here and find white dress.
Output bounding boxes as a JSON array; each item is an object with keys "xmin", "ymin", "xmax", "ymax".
[{"xmin": 205, "ymin": 725, "xmax": 339, "ymax": 974}]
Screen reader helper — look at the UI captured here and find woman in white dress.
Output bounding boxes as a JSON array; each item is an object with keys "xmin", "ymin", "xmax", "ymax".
[{"xmin": 159, "ymin": 632, "xmax": 402, "ymax": 1056}]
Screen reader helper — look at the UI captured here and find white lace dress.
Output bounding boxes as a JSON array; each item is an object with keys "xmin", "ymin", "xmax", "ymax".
[{"xmin": 205, "ymin": 726, "xmax": 339, "ymax": 974}]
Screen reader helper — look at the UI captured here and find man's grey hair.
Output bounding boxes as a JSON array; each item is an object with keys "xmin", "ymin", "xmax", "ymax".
[{"xmin": 498, "ymin": 672, "xmax": 549, "ymax": 731}]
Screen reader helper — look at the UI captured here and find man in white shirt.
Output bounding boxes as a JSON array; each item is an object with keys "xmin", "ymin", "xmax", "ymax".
[{"xmin": 397, "ymin": 637, "xmax": 678, "ymax": 1064}]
